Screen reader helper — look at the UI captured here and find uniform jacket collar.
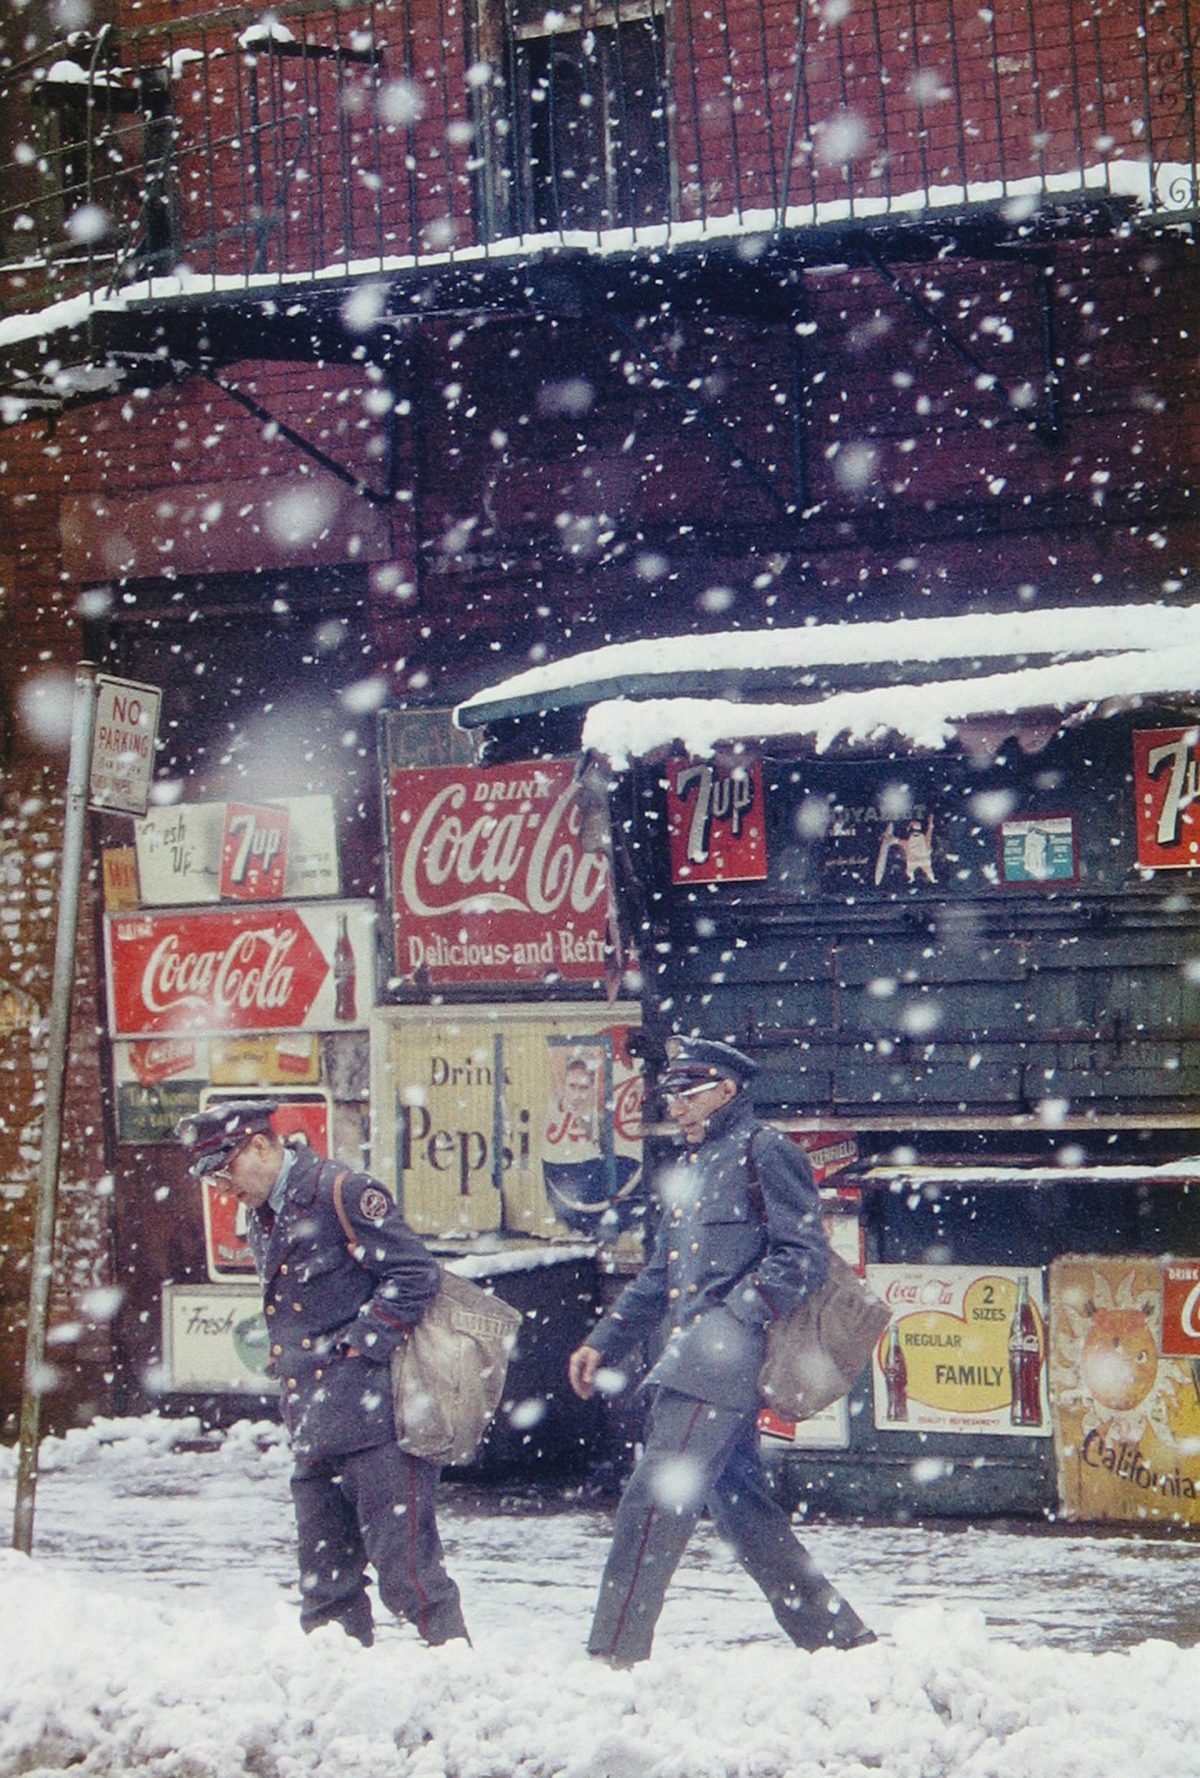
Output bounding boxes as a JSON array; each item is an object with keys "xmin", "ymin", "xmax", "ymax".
[{"xmin": 689, "ymin": 1093, "xmax": 756, "ymax": 1149}]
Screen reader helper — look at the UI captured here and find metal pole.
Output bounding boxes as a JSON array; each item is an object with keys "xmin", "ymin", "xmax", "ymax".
[{"xmin": 12, "ymin": 663, "xmax": 98, "ymax": 1554}]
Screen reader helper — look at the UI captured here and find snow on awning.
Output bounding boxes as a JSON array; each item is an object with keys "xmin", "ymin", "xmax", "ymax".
[
  {"xmin": 455, "ymin": 602, "xmax": 1200, "ymax": 764},
  {"xmin": 859, "ymin": 1160, "xmax": 1200, "ymax": 1191}
]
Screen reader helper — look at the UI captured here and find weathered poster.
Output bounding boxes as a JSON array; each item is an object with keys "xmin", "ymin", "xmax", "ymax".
[
  {"xmin": 665, "ymin": 756, "xmax": 767, "ymax": 884},
  {"xmin": 134, "ymin": 796, "xmax": 339, "ymax": 905},
  {"xmin": 104, "ymin": 901, "xmax": 375, "ymax": 1037},
  {"xmin": 806, "ymin": 779, "xmax": 942, "ymax": 893},
  {"xmin": 370, "ymin": 1003, "xmax": 643, "ymax": 1241},
  {"xmin": 112, "ymin": 1036, "xmax": 210, "ymax": 1142},
  {"xmin": 209, "ymin": 1033, "xmax": 320, "ymax": 1087},
  {"xmin": 102, "ymin": 846, "xmax": 140, "ymax": 912},
  {"xmin": 161, "ymin": 1284, "xmax": 270, "ymax": 1392},
  {"xmin": 869, "ymin": 1265, "xmax": 1050, "ymax": 1437},
  {"xmin": 1050, "ymin": 1254, "xmax": 1200, "ymax": 1524},
  {"xmin": 385, "ymin": 759, "xmax": 611, "ymax": 986},
  {"xmin": 997, "ymin": 814, "xmax": 1079, "ymax": 886}
]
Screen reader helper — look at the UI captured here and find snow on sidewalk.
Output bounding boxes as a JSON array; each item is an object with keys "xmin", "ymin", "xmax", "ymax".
[{"xmin": 1, "ymin": 1416, "xmax": 1198, "ymax": 1776}]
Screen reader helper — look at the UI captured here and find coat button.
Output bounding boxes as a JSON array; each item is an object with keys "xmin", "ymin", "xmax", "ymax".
[
  {"xmin": 286, "ymin": 1378, "xmax": 298, "ymax": 1389},
  {"xmin": 668, "ymin": 1287, "xmax": 680, "ymax": 1300},
  {"xmin": 271, "ymin": 1344, "xmax": 282, "ymax": 1357},
  {"xmin": 265, "ymin": 1305, "xmax": 276, "ymax": 1316},
  {"xmin": 280, "ymin": 1264, "xmax": 289, "ymax": 1275},
  {"xmin": 314, "ymin": 1368, "xmax": 324, "ymax": 1380},
  {"xmin": 293, "ymin": 1302, "xmax": 303, "ymax": 1312},
  {"xmin": 668, "ymin": 1249, "xmax": 679, "ymax": 1262},
  {"xmin": 690, "ymin": 1241, "xmax": 700, "ymax": 1254},
  {"xmin": 301, "ymin": 1337, "xmax": 312, "ymax": 1350}
]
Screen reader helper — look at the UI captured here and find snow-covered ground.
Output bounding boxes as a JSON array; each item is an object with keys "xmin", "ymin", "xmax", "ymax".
[{"xmin": 2, "ymin": 1415, "xmax": 1200, "ymax": 1776}]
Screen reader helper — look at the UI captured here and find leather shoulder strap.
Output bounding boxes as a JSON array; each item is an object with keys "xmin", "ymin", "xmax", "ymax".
[
  {"xmin": 744, "ymin": 1129, "xmax": 766, "ymax": 1223},
  {"xmin": 325, "ymin": 1162, "xmax": 356, "ymax": 1254}
]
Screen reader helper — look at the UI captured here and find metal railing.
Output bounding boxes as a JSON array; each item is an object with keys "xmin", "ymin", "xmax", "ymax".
[{"xmin": 2, "ymin": 0, "xmax": 1197, "ymax": 318}]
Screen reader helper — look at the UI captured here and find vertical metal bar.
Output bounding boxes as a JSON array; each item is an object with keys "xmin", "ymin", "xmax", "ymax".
[
  {"xmin": 832, "ymin": 7, "xmax": 855, "ymax": 217},
  {"xmin": 247, "ymin": 65, "xmax": 268, "ymax": 271},
  {"xmin": 1086, "ymin": 0, "xmax": 1110, "ymax": 196},
  {"xmin": 753, "ymin": 0, "xmax": 780, "ymax": 216},
  {"xmin": 12, "ymin": 664, "xmax": 97, "ymax": 1557},
  {"xmin": 232, "ymin": 38, "xmax": 255, "ymax": 281},
  {"xmin": 199, "ymin": 25, "xmax": 221, "ymax": 281},
  {"xmin": 677, "ymin": 0, "xmax": 706, "ymax": 225},
  {"xmin": 329, "ymin": 8, "xmax": 356, "ymax": 267},
  {"xmin": 501, "ymin": 0, "xmax": 526, "ymax": 238},
  {"xmin": 1179, "ymin": 0, "xmax": 1199, "ymax": 222},
  {"xmin": 399, "ymin": 0, "xmax": 422, "ymax": 256},
  {"xmin": 433, "ymin": 0, "xmax": 457, "ymax": 249},
  {"xmin": 944, "ymin": 0, "xmax": 970, "ymax": 201},
  {"xmin": 491, "ymin": 1034, "xmax": 506, "ymax": 1202},
  {"xmin": 777, "ymin": 0, "xmax": 809, "ymax": 227},
  {"xmin": 367, "ymin": 0, "xmax": 388, "ymax": 265},
  {"xmin": 268, "ymin": 36, "xmax": 289, "ymax": 271},
  {"xmin": 981, "ymin": 0, "xmax": 1008, "ymax": 194},
  {"xmin": 83, "ymin": 25, "xmax": 113, "ymax": 302},
  {"xmin": 906, "ymin": 0, "xmax": 933, "ymax": 202},
  {"xmin": 716, "ymin": 0, "xmax": 745, "ymax": 220},
  {"xmin": 1023, "ymin": 0, "xmax": 1047, "ymax": 194},
  {"xmin": 610, "ymin": 0, "xmax": 633, "ymax": 236},
  {"xmin": 1137, "ymin": 0, "xmax": 1157, "ymax": 206},
  {"xmin": 1063, "ymin": 0, "xmax": 1087, "ymax": 194},
  {"xmin": 298, "ymin": 16, "xmax": 321, "ymax": 275},
  {"xmin": 654, "ymin": 4, "xmax": 674, "ymax": 236},
  {"xmin": 866, "ymin": 0, "xmax": 892, "ymax": 213},
  {"xmin": 539, "ymin": 28, "xmax": 566, "ymax": 235}
]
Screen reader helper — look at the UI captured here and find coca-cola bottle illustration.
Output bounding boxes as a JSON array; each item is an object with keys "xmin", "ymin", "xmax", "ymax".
[
  {"xmin": 883, "ymin": 1323, "xmax": 908, "ymax": 1422},
  {"xmin": 333, "ymin": 913, "xmax": 357, "ymax": 1023},
  {"xmin": 1008, "ymin": 1273, "xmax": 1043, "ymax": 1426}
]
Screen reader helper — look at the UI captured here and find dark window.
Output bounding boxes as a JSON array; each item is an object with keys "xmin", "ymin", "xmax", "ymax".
[{"xmin": 474, "ymin": 1, "xmax": 670, "ymax": 237}]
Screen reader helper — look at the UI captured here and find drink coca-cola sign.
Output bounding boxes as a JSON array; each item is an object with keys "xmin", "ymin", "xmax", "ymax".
[
  {"xmin": 104, "ymin": 902, "xmax": 376, "ymax": 1036},
  {"xmin": 387, "ymin": 760, "xmax": 611, "ymax": 984}
]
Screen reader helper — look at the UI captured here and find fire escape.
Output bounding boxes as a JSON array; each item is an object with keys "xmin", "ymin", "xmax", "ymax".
[{"xmin": 1, "ymin": 0, "xmax": 1197, "ymax": 472}]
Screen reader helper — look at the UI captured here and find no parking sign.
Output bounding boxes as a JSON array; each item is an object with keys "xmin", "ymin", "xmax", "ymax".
[{"xmin": 89, "ymin": 675, "xmax": 161, "ymax": 816}]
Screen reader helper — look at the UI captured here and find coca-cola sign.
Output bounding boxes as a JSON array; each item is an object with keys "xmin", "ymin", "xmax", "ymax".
[
  {"xmin": 104, "ymin": 902, "xmax": 376, "ymax": 1036},
  {"xmin": 387, "ymin": 760, "xmax": 610, "ymax": 984}
]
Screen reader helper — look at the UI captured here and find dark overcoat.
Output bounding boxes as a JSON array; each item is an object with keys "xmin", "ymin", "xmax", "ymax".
[
  {"xmin": 586, "ymin": 1097, "xmax": 830, "ymax": 1410},
  {"xmin": 245, "ymin": 1144, "xmax": 440, "ymax": 1461}
]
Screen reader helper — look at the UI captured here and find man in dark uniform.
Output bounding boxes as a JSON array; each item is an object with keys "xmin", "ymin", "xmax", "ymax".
[
  {"xmin": 175, "ymin": 1100, "xmax": 468, "ymax": 1648},
  {"xmin": 568, "ymin": 1037, "xmax": 874, "ymax": 1665}
]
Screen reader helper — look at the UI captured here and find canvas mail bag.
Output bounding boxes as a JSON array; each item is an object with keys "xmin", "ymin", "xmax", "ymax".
[
  {"xmin": 331, "ymin": 1171, "xmax": 523, "ymax": 1467},
  {"xmin": 745, "ymin": 1134, "xmax": 892, "ymax": 1421}
]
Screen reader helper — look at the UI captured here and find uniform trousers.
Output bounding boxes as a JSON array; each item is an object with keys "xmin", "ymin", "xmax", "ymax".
[
  {"xmin": 587, "ymin": 1387, "xmax": 870, "ymax": 1664},
  {"xmin": 290, "ymin": 1440, "xmax": 468, "ymax": 1646}
]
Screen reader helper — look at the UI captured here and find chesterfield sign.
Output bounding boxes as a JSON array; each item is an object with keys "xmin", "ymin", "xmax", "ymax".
[
  {"xmin": 386, "ymin": 759, "xmax": 611, "ymax": 985},
  {"xmin": 104, "ymin": 902, "xmax": 376, "ymax": 1036}
]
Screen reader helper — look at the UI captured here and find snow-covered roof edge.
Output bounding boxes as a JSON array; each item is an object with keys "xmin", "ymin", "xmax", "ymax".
[{"xmin": 455, "ymin": 602, "xmax": 1200, "ymax": 763}]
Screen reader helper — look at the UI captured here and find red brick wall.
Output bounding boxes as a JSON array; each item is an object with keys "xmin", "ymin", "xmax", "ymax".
[{"xmin": 0, "ymin": 422, "xmax": 114, "ymax": 1438}]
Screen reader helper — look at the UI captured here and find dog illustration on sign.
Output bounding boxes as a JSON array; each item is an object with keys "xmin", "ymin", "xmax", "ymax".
[{"xmin": 874, "ymin": 815, "xmax": 936, "ymax": 886}]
